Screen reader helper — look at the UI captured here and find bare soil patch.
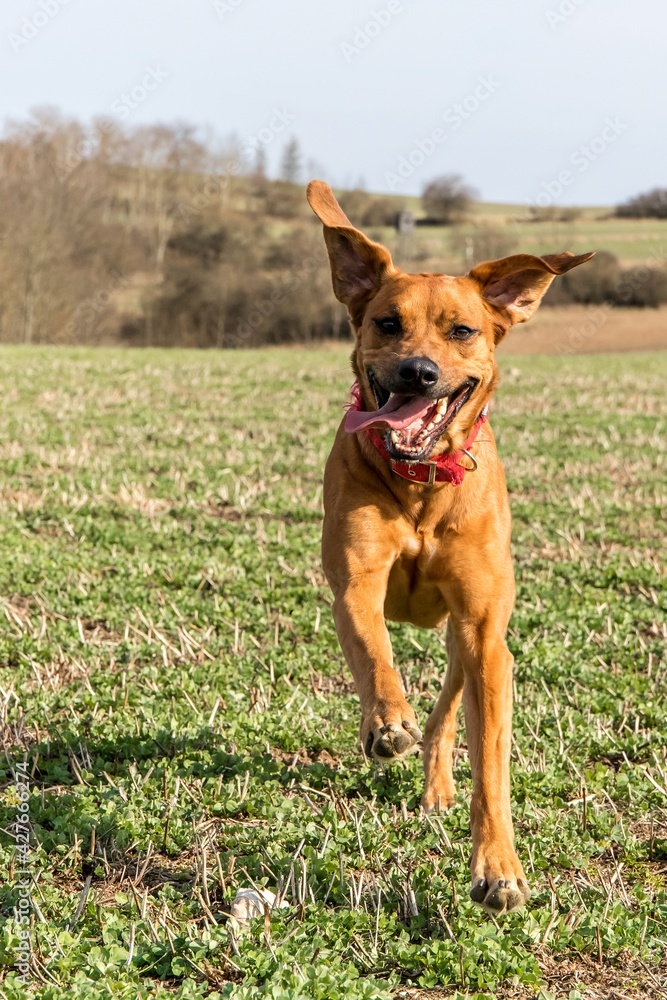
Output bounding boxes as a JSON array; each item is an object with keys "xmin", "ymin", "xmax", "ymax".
[{"xmin": 499, "ymin": 306, "xmax": 667, "ymax": 355}]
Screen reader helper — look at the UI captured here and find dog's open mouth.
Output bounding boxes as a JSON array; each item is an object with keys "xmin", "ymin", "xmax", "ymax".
[{"xmin": 345, "ymin": 371, "xmax": 477, "ymax": 461}]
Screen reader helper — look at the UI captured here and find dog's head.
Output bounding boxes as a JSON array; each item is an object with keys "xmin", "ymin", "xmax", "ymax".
[{"xmin": 307, "ymin": 180, "xmax": 594, "ymax": 462}]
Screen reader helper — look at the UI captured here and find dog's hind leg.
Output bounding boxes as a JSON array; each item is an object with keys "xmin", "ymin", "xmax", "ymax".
[
  {"xmin": 458, "ymin": 624, "xmax": 530, "ymax": 915},
  {"xmin": 421, "ymin": 620, "xmax": 464, "ymax": 812}
]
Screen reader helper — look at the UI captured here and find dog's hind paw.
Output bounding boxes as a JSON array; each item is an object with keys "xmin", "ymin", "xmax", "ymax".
[{"xmin": 420, "ymin": 787, "xmax": 456, "ymax": 813}]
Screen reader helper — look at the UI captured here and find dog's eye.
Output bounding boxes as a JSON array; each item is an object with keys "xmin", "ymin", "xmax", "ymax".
[
  {"xmin": 373, "ymin": 316, "xmax": 401, "ymax": 335},
  {"xmin": 451, "ymin": 325, "xmax": 478, "ymax": 341}
]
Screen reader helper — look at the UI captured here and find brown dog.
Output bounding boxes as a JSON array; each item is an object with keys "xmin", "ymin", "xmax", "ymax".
[{"xmin": 307, "ymin": 180, "xmax": 594, "ymax": 915}]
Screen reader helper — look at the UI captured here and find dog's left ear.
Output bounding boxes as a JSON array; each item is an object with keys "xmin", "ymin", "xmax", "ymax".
[
  {"xmin": 470, "ymin": 251, "xmax": 595, "ymax": 326},
  {"xmin": 307, "ymin": 180, "xmax": 395, "ymax": 324}
]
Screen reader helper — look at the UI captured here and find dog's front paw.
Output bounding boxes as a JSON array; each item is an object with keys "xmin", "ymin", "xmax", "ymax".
[
  {"xmin": 469, "ymin": 846, "xmax": 530, "ymax": 915},
  {"xmin": 362, "ymin": 707, "xmax": 422, "ymax": 763}
]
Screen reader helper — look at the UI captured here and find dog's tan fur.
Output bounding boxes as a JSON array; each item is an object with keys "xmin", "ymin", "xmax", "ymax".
[{"xmin": 308, "ymin": 180, "xmax": 594, "ymax": 914}]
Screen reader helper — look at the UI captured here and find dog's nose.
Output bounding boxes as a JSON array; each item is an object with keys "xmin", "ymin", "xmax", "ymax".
[{"xmin": 397, "ymin": 356, "xmax": 440, "ymax": 389}]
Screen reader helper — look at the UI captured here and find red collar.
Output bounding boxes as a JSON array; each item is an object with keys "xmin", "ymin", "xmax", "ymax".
[{"xmin": 345, "ymin": 381, "xmax": 488, "ymax": 487}]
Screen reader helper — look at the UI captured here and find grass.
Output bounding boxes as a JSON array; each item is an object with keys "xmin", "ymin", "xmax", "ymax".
[{"xmin": 0, "ymin": 343, "xmax": 665, "ymax": 999}]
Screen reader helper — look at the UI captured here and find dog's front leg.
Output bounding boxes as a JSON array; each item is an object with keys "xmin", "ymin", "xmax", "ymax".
[
  {"xmin": 329, "ymin": 572, "xmax": 422, "ymax": 762},
  {"xmin": 454, "ymin": 619, "xmax": 530, "ymax": 915}
]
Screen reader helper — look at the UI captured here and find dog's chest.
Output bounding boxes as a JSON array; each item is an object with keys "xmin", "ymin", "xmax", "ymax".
[{"xmin": 384, "ymin": 529, "xmax": 449, "ymax": 629}]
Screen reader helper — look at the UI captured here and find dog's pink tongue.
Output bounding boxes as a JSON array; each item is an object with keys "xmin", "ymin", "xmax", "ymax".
[{"xmin": 345, "ymin": 395, "xmax": 434, "ymax": 434}]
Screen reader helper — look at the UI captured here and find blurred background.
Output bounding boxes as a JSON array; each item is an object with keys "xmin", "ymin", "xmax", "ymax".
[{"xmin": 1, "ymin": 0, "xmax": 666, "ymax": 351}]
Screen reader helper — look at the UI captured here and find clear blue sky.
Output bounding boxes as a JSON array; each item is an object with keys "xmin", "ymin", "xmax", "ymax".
[{"xmin": 1, "ymin": 0, "xmax": 664, "ymax": 205}]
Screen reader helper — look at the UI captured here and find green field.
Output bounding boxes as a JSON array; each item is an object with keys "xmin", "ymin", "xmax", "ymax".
[
  {"xmin": 347, "ymin": 192, "xmax": 667, "ymax": 270},
  {"xmin": 0, "ymin": 345, "xmax": 666, "ymax": 999},
  {"xmin": 366, "ymin": 209, "xmax": 667, "ymax": 275}
]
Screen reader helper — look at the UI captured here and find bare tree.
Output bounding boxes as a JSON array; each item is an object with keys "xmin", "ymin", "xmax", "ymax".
[
  {"xmin": 422, "ymin": 174, "xmax": 477, "ymax": 224},
  {"xmin": 280, "ymin": 137, "xmax": 302, "ymax": 184},
  {"xmin": 1, "ymin": 108, "xmax": 662, "ymax": 349},
  {"xmin": 253, "ymin": 145, "xmax": 268, "ymax": 180},
  {"xmin": 0, "ymin": 109, "xmax": 119, "ymax": 344}
]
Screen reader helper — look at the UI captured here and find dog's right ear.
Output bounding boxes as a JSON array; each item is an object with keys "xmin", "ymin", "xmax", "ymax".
[{"xmin": 307, "ymin": 180, "xmax": 394, "ymax": 324}]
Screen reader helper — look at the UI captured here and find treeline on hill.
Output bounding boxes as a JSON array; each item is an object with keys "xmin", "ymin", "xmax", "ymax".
[
  {"xmin": 0, "ymin": 110, "xmax": 665, "ymax": 348},
  {"xmin": 615, "ymin": 188, "xmax": 667, "ymax": 219}
]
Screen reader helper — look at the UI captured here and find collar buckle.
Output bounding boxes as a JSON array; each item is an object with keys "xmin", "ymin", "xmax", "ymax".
[{"xmin": 390, "ymin": 459, "xmax": 438, "ymax": 485}]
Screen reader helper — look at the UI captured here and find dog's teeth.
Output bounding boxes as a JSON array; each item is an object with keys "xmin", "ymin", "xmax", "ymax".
[
  {"xmin": 390, "ymin": 430, "xmax": 398, "ymax": 444},
  {"xmin": 437, "ymin": 397, "xmax": 449, "ymax": 412}
]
